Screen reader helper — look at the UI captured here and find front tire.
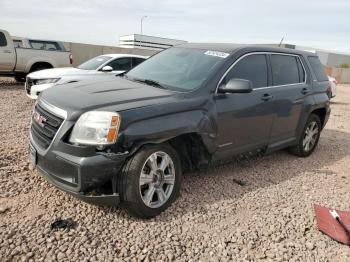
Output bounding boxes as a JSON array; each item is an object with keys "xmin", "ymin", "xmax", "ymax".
[
  {"xmin": 289, "ymin": 114, "xmax": 321, "ymax": 157},
  {"xmin": 119, "ymin": 144, "xmax": 182, "ymax": 218}
]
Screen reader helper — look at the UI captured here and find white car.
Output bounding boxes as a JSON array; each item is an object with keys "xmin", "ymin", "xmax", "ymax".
[
  {"xmin": 327, "ymin": 76, "xmax": 337, "ymax": 98},
  {"xmin": 25, "ymin": 54, "xmax": 148, "ymax": 99}
]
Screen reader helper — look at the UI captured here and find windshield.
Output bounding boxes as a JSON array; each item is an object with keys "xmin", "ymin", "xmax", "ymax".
[
  {"xmin": 126, "ymin": 47, "xmax": 229, "ymax": 92},
  {"xmin": 78, "ymin": 56, "xmax": 111, "ymax": 70}
]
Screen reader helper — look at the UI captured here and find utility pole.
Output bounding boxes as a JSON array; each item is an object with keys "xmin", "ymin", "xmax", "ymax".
[{"xmin": 140, "ymin": 16, "xmax": 148, "ymax": 48}]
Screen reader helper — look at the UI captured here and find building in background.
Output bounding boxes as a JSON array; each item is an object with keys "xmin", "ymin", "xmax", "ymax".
[{"xmin": 119, "ymin": 34, "xmax": 187, "ymax": 51}]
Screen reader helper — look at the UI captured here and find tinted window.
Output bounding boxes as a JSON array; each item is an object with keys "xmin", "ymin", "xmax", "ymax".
[
  {"xmin": 0, "ymin": 32, "xmax": 7, "ymax": 47},
  {"xmin": 296, "ymin": 57, "xmax": 306, "ymax": 82},
  {"xmin": 132, "ymin": 57, "xmax": 145, "ymax": 67},
  {"xmin": 29, "ymin": 40, "xmax": 60, "ymax": 51},
  {"xmin": 107, "ymin": 57, "xmax": 132, "ymax": 71},
  {"xmin": 224, "ymin": 54, "xmax": 268, "ymax": 88},
  {"xmin": 271, "ymin": 55, "xmax": 300, "ymax": 85},
  {"xmin": 308, "ymin": 56, "xmax": 328, "ymax": 82}
]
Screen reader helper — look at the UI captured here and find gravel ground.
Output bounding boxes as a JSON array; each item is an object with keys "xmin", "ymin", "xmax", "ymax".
[{"xmin": 1, "ymin": 76, "xmax": 350, "ymax": 262}]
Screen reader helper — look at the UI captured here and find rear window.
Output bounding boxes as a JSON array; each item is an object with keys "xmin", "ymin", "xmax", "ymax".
[
  {"xmin": 13, "ymin": 40, "xmax": 23, "ymax": 48},
  {"xmin": 0, "ymin": 32, "xmax": 7, "ymax": 47},
  {"xmin": 29, "ymin": 40, "xmax": 61, "ymax": 51},
  {"xmin": 308, "ymin": 56, "xmax": 328, "ymax": 82},
  {"xmin": 271, "ymin": 54, "xmax": 303, "ymax": 86}
]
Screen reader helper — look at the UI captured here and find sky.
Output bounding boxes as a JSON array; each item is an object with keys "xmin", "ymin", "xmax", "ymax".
[{"xmin": 1, "ymin": 0, "xmax": 350, "ymax": 53}]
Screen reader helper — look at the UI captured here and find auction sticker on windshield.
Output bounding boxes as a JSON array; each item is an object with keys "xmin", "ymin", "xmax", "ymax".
[{"xmin": 204, "ymin": 50, "xmax": 230, "ymax": 58}]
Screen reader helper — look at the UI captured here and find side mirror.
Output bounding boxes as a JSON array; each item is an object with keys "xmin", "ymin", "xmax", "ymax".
[
  {"xmin": 218, "ymin": 78, "xmax": 253, "ymax": 94},
  {"xmin": 101, "ymin": 66, "xmax": 113, "ymax": 72}
]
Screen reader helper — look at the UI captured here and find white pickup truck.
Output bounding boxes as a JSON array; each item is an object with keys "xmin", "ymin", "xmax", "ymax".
[{"xmin": 0, "ymin": 29, "xmax": 73, "ymax": 82}]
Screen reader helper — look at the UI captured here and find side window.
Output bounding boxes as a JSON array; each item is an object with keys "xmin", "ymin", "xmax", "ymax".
[
  {"xmin": 132, "ymin": 57, "xmax": 145, "ymax": 68},
  {"xmin": 271, "ymin": 55, "xmax": 300, "ymax": 85},
  {"xmin": 224, "ymin": 54, "xmax": 268, "ymax": 88},
  {"xmin": 296, "ymin": 57, "xmax": 306, "ymax": 82},
  {"xmin": 29, "ymin": 41, "xmax": 45, "ymax": 50},
  {"xmin": 107, "ymin": 57, "xmax": 132, "ymax": 71},
  {"xmin": 0, "ymin": 32, "xmax": 7, "ymax": 47},
  {"xmin": 45, "ymin": 42, "xmax": 59, "ymax": 51},
  {"xmin": 308, "ymin": 56, "xmax": 328, "ymax": 82},
  {"xmin": 29, "ymin": 40, "xmax": 60, "ymax": 51}
]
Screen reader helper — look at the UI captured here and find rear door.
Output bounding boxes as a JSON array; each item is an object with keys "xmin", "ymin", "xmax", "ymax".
[
  {"xmin": 0, "ymin": 30, "xmax": 15, "ymax": 72},
  {"xmin": 215, "ymin": 53, "xmax": 275, "ymax": 157},
  {"xmin": 267, "ymin": 53, "xmax": 309, "ymax": 147}
]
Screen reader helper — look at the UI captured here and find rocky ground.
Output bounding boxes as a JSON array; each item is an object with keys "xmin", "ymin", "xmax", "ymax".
[{"xmin": 0, "ymin": 76, "xmax": 350, "ymax": 261}]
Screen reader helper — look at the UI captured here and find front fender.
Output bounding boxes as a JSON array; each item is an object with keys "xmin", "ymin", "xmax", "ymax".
[{"xmin": 120, "ymin": 110, "xmax": 217, "ymax": 154}]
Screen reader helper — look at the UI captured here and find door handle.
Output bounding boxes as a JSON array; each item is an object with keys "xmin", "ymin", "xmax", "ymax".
[
  {"xmin": 301, "ymin": 88, "xmax": 310, "ymax": 95},
  {"xmin": 3, "ymin": 50, "xmax": 12, "ymax": 54},
  {"xmin": 261, "ymin": 94, "xmax": 273, "ymax": 101}
]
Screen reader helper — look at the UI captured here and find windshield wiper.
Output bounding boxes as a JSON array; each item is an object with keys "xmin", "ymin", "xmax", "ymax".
[{"xmin": 132, "ymin": 78, "xmax": 168, "ymax": 89}]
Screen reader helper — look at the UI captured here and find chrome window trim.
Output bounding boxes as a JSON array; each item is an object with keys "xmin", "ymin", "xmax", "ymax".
[{"xmin": 215, "ymin": 52, "xmax": 307, "ymax": 93}]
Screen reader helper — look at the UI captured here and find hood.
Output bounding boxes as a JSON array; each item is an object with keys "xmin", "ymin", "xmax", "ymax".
[
  {"xmin": 28, "ymin": 67, "xmax": 99, "ymax": 79},
  {"xmin": 40, "ymin": 77, "xmax": 181, "ymax": 120}
]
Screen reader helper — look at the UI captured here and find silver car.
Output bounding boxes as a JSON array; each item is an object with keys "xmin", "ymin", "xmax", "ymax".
[{"xmin": 25, "ymin": 54, "xmax": 148, "ymax": 99}]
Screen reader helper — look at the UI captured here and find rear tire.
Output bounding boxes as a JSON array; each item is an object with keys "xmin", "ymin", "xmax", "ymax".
[
  {"xmin": 118, "ymin": 143, "xmax": 182, "ymax": 218},
  {"xmin": 289, "ymin": 114, "xmax": 321, "ymax": 157},
  {"xmin": 29, "ymin": 65, "xmax": 51, "ymax": 73},
  {"xmin": 14, "ymin": 75, "xmax": 26, "ymax": 83}
]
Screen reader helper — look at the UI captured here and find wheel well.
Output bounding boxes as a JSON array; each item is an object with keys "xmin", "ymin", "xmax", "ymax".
[
  {"xmin": 30, "ymin": 62, "xmax": 53, "ymax": 72},
  {"xmin": 311, "ymin": 108, "xmax": 327, "ymax": 128},
  {"xmin": 168, "ymin": 133, "xmax": 211, "ymax": 172}
]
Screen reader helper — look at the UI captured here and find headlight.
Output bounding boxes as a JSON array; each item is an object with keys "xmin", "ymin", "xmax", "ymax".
[
  {"xmin": 35, "ymin": 78, "xmax": 60, "ymax": 85},
  {"xmin": 69, "ymin": 111, "xmax": 121, "ymax": 146}
]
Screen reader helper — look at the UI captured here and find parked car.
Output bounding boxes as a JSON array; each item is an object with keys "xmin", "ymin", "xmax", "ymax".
[
  {"xmin": 29, "ymin": 44, "xmax": 330, "ymax": 218},
  {"xmin": 25, "ymin": 54, "xmax": 148, "ymax": 99},
  {"xmin": 0, "ymin": 29, "xmax": 72, "ymax": 82},
  {"xmin": 327, "ymin": 76, "xmax": 337, "ymax": 98}
]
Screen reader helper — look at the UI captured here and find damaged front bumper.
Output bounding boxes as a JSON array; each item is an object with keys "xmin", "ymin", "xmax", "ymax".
[{"xmin": 30, "ymin": 138, "xmax": 128, "ymax": 206}]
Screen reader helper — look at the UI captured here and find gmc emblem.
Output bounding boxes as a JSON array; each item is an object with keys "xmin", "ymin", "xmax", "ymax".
[{"xmin": 33, "ymin": 111, "xmax": 46, "ymax": 127}]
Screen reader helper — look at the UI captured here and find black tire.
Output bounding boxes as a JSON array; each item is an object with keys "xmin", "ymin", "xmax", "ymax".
[
  {"xmin": 118, "ymin": 143, "xmax": 182, "ymax": 218},
  {"xmin": 14, "ymin": 75, "xmax": 26, "ymax": 83},
  {"xmin": 29, "ymin": 65, "xmax": 51, "ymax": 73},
  {"xmin": 289, "ymin": 114, "xmax": 322, "ymax": 157}
]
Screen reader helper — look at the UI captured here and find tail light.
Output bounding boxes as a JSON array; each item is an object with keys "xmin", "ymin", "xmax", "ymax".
[
  {"xmin": 69, "ymin": 54, "xmax": 73, "ymax": 65},
  {"xmin": 326, "ymin": 82, "xmax": 332, "ymax": 96}
]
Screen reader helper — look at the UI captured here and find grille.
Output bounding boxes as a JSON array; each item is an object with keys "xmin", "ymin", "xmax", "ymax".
[
  {"xmin": 31, "ymin": 104, "xmax": 64, "ymax": 149},
  {"xmin": 25, "ymin": 78, "xmax": 34, "ymax": 95}
]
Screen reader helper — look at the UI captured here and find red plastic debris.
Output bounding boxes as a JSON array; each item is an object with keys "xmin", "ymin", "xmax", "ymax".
[{"xmin": 314, "ymin": 204, "xmax": 350, "ymax": 245}]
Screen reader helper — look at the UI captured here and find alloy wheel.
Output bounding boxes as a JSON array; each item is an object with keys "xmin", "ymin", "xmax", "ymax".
[
  {"xmin": 139, "ymin": 151, "xmax": 176, "ymax": 208},
  {"xmin": 303, "ymin": 121, "xmax": 319, "ymax": 152}
]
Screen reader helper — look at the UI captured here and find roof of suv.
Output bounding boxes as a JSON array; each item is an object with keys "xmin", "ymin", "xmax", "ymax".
[{"xmin": 177, "ymin": 43, "xmax": 314, "ymax": 56}]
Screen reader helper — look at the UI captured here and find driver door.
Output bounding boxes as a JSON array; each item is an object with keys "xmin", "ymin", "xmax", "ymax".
[{"xmin": 215, "ymin": 53, "xmax": 275, "ymax": 158}]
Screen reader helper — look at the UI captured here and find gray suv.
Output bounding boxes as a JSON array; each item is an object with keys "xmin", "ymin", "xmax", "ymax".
[{"xmin": 29, "ymin": 44, "xmax": 330, "ymax": 218}]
